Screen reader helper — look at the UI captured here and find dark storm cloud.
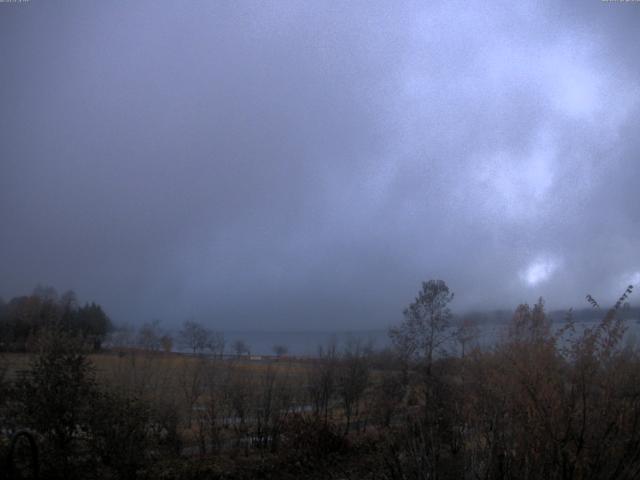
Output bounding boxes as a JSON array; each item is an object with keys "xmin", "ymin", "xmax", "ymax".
[{"xmin": 1, "ymin": 1, "xmax": 639, "ymax": 329}]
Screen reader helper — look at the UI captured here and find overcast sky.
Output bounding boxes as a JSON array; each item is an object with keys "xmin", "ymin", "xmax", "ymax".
[{"xmin": 1, "ymin": 1, "xmax": 639, "ymax": 330}]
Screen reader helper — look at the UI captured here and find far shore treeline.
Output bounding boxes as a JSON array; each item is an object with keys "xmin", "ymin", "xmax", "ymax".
[{"xmin": 0, "ymin": 285, "xmax": 112, "ymax": 351}]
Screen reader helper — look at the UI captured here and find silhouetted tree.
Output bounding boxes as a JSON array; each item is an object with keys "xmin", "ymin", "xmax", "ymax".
[
  {"xmin": 160, "ymin": 334, "xmax": 173, "ymax": 353},
  {"xmin": 389, "ymin": 279, "xmax": 454, "ymax": 373},
  {"xmin": 273, "ymin": 344, "xmax": 288, "ymax": 357},
  {"xmin": 308, "ymin": 340, "xmax": 338, "ymax": 426},
  {"xmin": 232, "ymin": 339, "xmax": 250, "ymax": 357},
  {"xmin": 14, "ymin": 328, "xmax": 96, "ymax": 479},
  {"xmin": 138, "ymin": 320, "xmax": 161, "ymax": 351},
  {"xmin": 454, "ymin": 315, "xmax": 480, "ymax": 357},
  {"xmin": 76, "ymin": 302, "xmax": 112, "ymax": 349},
  {"xmin": 179, "ymin": 319, "xmax": 211, "ymax": 354},
  {"xmin": 338, "ymin": 337, "xmax": 371, "ymax": 434}
]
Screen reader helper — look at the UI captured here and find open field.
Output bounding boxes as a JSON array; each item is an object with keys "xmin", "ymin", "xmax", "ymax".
[{"xmin": 1, "ymin": 350, "xmax": 312, "ymax": 379}]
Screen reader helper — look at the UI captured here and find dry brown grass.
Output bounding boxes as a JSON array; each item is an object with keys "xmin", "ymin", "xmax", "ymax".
[{"xmin": 2, "ymin": 348, "xmax": 384, "ymax": 393}]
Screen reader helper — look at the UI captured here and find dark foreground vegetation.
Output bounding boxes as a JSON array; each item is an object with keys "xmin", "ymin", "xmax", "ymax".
[{"xmin": 1, "ymin": 280, "xmax": 640, "ymax": 479}]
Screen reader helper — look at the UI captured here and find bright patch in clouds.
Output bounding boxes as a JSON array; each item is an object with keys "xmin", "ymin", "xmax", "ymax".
[
  {"xmin": 626, "ymin": 271, "xmax": 640, "ymax": 287},
  {"xmin": 520, "ymin": 256, "xmax": 560, "ymax": 287},
  {"xmin": 545, "ymin": 50, "xmax": 602, "ymax": 120}
]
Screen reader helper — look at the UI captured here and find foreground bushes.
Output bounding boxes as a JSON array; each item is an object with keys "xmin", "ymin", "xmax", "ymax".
[
  {"xmin": 379, "ymin": 296, "xmax": 640, "ymax": 480},
  {"xmin": 2, "ymin": 329, "xmax": 178, "ymax": 480}
]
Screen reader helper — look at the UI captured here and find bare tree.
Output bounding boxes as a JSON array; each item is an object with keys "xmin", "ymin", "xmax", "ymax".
[
  {"xmin": 137, "ymin": 320, "xmax": 161, "ymax": 351},
  {"xmin": 507, "ymin": 297, "xmax": 551, "ymax": 343},
  {"xmin": 223, "ymin": 364, "xmax": 251, "ymax": 448},
  {"xmin": 232, "ymin": 339, "xmax": 250, "ymax": 357},
  {"xmin": 178, "ymin": 356, "xmax": 205, "ymax": 428},
  {"xmin": 371, "ymin": 371, "xmax": 405, "ymax": 428},
  {"xmin": 160, "ymin": 334, "xmax": 173, "ymax": 353},
  {"xmin": 307, "ymin": 339, "xmax": 338, "ymax": 426},
  {"xmin": 454, "ymin": 315, "xmax": 480, "ymax": 357},
  {"xmin": 272, "ymin": 344, "xmax": 288, "ymax": 358},
  {"xmin": 179, "ymin": 319, "xmax": 211, "ymax": 355},
  {"xmin": 208, "ymin": 330, "xmax": 226, "ymax": 357},
  {"xmin": 253, "ymin": 365, "xmax": 294, "ymax": 451},
  {"xmin": 337, "ymin": 337, "xmax": 371, "ymax": 435},
  {"xmin": 389, "ymin": 279, "xmax": 454, "ymax": 374},
  {"xmin": 198, "ymin": 357, "xmax": 227, "ymax": 454},
  {"xmin": 108, "ymin": 324, "xmax": 134, "ymax": 351}
]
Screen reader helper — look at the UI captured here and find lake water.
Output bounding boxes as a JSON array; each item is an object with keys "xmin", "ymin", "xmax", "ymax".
[{"xmin": 211, "ymin": 318, "xmax": 640, "ymax": 356}]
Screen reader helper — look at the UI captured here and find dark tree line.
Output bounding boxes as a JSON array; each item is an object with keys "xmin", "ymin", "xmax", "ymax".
[{"xmin": 0, "ymin": 286, "xmax": 112, "ymax": 351}]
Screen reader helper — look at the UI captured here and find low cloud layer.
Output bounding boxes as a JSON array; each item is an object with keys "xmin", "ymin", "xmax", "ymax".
[{"xmin": 1, "ymin": 1, "xmax": 639, "ymax": 329}]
